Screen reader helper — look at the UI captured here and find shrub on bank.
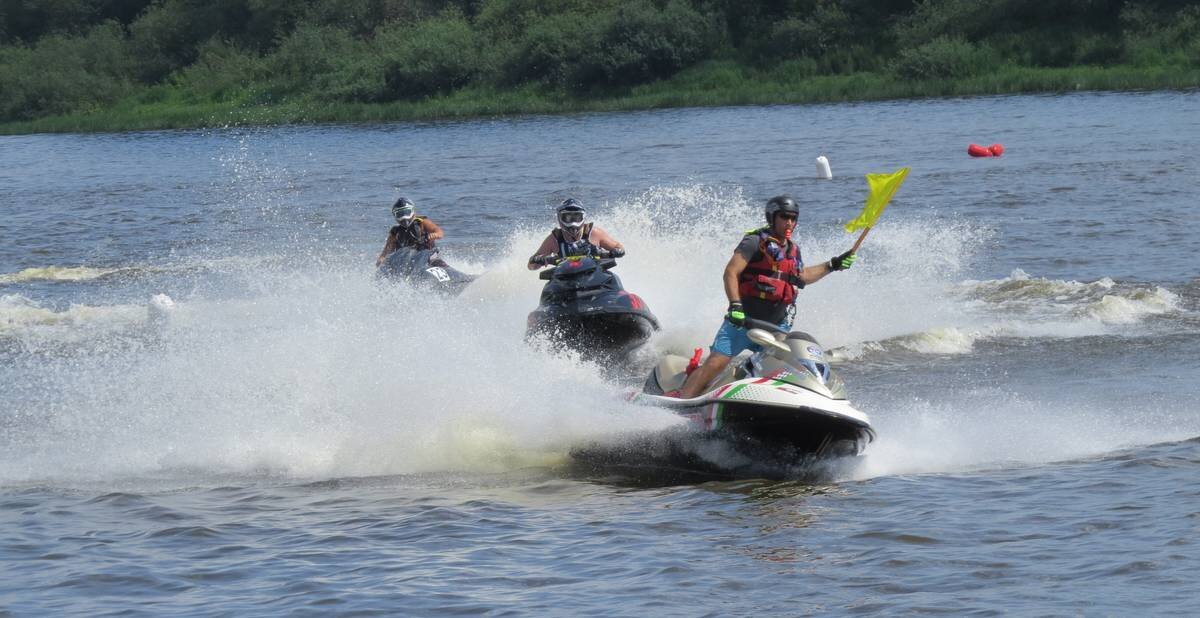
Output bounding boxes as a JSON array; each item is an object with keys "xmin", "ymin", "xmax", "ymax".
[
  {"xmin": 891, "ymin": 36, "xmax": 1000, "ymax": 80},
  {"xmin": 502, "ymin": 0, "xmax": 716, "ymax": 92},
  {"xmin": 573, "ymin": 0, "xmax": 716, "ymax": 89},
  {"xmin": 1121, "ymin": 4, "xmax": 1200, "ymax": 67},
  {"xmin": 378, "ymin": 11, "xmax": 489, "ymax": 99},
  {"xmin": 172, "ymin": 38, "xmax": 263, "ymax": 103},
  {"xmin": 0, "ymin": 22, "xmax": 134, "ymax": 121}
]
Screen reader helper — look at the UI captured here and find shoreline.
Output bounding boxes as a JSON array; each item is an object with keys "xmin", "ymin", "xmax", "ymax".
[{"xmin": 3, "ymin": 62, "xmax": 1198, "ymax": 136}]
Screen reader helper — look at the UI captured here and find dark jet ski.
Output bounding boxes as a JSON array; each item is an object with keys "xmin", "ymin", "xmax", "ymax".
[
  {"xmin": 526, "ymin": 252, "xmax": 659, "ymax": 361},
  {"xmin": 377, "ymin": 246, "xmax": 476, "ymax": 296}
]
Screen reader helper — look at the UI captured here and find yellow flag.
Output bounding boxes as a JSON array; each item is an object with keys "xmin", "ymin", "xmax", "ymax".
[{"xmin": 844, "ymin": 167, "xmax": 910, "ymax": 233}]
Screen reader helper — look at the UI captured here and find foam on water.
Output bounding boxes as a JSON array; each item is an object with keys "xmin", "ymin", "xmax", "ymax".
[
  {"xmin": 1, "ymin": 184, "xmax": 1193, "ymax": 487},
  {"xmin": 0, "ymin": 265, "xmax": 127, "ymax": 284},
  {"xmin": 0, "ymin": 293, "xmax": 152, "ymax": 341},
  {"xmin": 1, "ymin": 238, "xmax": 699, "ymax": 487},
  {"xmin": 854, "ymin": 388, "xmax": 1200, "ymax": 480}
]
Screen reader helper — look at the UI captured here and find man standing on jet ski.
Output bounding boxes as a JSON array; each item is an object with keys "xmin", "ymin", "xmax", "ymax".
[
  {"xmin": 376, "ymin": 197, "xmax": 446, "ymax": 266},
  {"xmin": 527, "ymin": 198, "xmax": 625, "ymax": 269},
  {"xmin": 674, "ymin": 195, "xmax": 856, "ymax": 399}
]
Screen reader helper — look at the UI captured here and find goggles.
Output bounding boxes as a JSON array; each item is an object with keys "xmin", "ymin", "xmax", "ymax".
[
  {"xmin": 776, "ymin": 212, "xmax": 798, "ymax": 222},
  {"xmin": 558, "ymin": 211, "xmax": 585, "ymax": 226},
  {"xmin": 394, "ymin": 206, "xmax": 415, "ymax": 221}
]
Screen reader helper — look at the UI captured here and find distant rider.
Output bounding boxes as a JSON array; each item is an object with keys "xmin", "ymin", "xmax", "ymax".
[
  {"xmin": 376, "ymin": 197, "xmax": 445, "ymax": 266},
  {"xmin": 674, "ymin": 195, "xmax": 856, "ymax": 399},
  {"xmin": 527, "ymin": 198, "xmax": 625, "ymax": 269}
]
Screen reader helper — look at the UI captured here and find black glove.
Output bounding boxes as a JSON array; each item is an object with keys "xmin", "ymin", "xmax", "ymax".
[
  {"xmin": 608, "ymin": 247, "xmax": 625, "ymax": 258},
  {"xmin": 725, "ymin": 301, "xmax": 746, "ymax": 327},
  {"xmin": 529, "ymin": 254, "xmax": 556, "ymax": 267},
  {"xmin": 828, "ymin": 251, "xmax": 856, "ymax": 271}
]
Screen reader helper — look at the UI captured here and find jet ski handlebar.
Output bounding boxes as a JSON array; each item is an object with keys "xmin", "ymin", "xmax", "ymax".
[
  {"xmin": 744, "ymin": 318, "xmax": 788, "ymax": 334},
  {"xmin": 536, "ymin": 252, "xmax": 622, "ymax": 280},
  {"xmin": 594, "ymin": 247, "xmax": 624, "ymax": 259},
  {"xmin": 532, "ymin": 248, "xmax": 623, "ymax": 267}
]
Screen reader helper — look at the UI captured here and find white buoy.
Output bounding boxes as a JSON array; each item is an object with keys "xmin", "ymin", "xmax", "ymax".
[{"xmin": 816, "ymin": 155, "xmax": 833, "ymax": 179}]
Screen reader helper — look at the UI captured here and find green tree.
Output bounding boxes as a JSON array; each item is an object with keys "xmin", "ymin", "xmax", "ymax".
[
  {"xmin": 891, "ymin": 34, "xmax": 1000, "ymax": 79},
  {"xmin": 0, "ymin": 20, "xmax": 134, "ymax": 120},
  {"xmin": 377, "ymin": 9, "xmax": 488, "ymax": 98},
  {"xmin": 575, "ymin": 0, "xmax": 717, "ymax": 89}
]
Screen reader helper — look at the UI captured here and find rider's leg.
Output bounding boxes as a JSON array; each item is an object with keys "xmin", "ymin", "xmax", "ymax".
[{"xmin": 677, "ymin": 351, "xmax": 732, "ymax": 398}]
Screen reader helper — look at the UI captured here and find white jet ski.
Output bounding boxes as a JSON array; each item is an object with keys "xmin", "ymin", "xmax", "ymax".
[{"xmin": 630, "ymin": 319, "xmax": 875, "ymax": 460}]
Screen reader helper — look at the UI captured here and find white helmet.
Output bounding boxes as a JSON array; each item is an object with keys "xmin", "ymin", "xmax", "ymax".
[
  {"xmin": 557, "ymin": 198, "xmax": 586, "ymax": 231},
  {"xmin": 391, "ymin": 197, "xmax": 415, "ymax": 223}
]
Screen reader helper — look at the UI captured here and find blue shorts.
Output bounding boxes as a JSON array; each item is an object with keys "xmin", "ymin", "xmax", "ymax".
[{"xmin": 710, "ymin": 319, "xmax": 789, "ymax": 358}]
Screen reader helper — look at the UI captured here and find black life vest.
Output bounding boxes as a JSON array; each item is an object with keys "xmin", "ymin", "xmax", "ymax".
[
  {"xmin": 553, "ymin": 222, "xmax": 595, "ymax": 258},
  {"xmin": 737, "ymin": 227, "xmax": 803, "ymax": 307},
  {"xmin": 391, "ymin": 217, "xmax": 429, "ymax": 249}
]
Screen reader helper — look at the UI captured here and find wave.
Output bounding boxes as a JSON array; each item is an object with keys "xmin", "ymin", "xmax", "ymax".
[
  {"xmin": 0, "ymin": 256, "xmax": 314, "ymax": 289},
  {"xmin": 0, "ymin": 265, "xmax": 128, "ymax": 284},
  {"xmin": 832, "ymin": 271, "xmax": 1182, "ymax": 360},
  {"xmin": 0, "ymin": 293, "xmax": 153, "ymax": 336},
  {"xmin": 959, "ymin": 269, "xmax": 1179, "ymax": 323}
]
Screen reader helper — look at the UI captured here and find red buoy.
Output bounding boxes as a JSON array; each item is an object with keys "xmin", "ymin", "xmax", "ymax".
[
  {"xmin": 967, "ymin": 143, "xmax": 993, "ymax": 157},
  {"xmin": 989, "ymin": 143, "xmax": 1004, "ymax": 157}
]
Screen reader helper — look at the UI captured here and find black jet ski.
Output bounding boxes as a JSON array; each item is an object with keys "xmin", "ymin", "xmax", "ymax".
[
  {"xmin": 377, "ymin": 246, "xmax": 476, "ymax": 296},
  {"xmin": 526, "ymin": 252, "xmax": 659, "ymax": 361}
]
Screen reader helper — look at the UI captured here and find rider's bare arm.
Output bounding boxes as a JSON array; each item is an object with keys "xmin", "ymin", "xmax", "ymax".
[
  {"xmin": 797, "ymin": 262, "xmax": 834, "ymax": 286},
  {"xmin": 589, "ymin": 226, "xmax": 623, "ymax": 251},
  {"xmin": 422, "ymin": 218, "xmax": 444, "ymax": 242},
  {"xmin": 376, "ymin": 228, "xmax": 398, "ymax": 265},
  {"xmin": 723, "ymin": 252, "xmax": 749, "ymax": 303},
  {"xmin": 528, "ymin": 233, "xmax": 559, "ymax": 270}
]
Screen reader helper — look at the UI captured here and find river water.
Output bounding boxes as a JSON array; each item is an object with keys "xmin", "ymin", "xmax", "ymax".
[{"xmin": 2, "ymin": 91, "xmax": 1199, "ymax": 615}]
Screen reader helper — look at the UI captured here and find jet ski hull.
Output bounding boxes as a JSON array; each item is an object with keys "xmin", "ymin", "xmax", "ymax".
[
  {"xmin": 630, "ymin": 384, "xmax": 874, "ymax": 459},
  {"xmin": 580, "ymin": 327, "xmax": 876, "ymax": 479},
  {"xmin": 527, "ymin": 298, "xmax": 659, "ymax": 357},
  {"xmin": 527, "ymin": 256, "xmax": 659, "ymax": 360},
  {"xmin": 377, "ymin": 247, "xmax": 476, "ymax": 296}
]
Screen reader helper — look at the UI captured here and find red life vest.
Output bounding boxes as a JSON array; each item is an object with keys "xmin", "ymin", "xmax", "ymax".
[{"xmin": 737, "ymin": 228, "xmax": 802, "ymax": 306}]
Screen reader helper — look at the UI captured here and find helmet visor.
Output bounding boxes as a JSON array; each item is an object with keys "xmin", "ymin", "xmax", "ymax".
[
  {"xmin": 558, "ymin": 211, "xmax": 585, "ymax": 226},
  {"xmin": 394, "ymin": 205, "xmax": 415, "ymax": 222}
]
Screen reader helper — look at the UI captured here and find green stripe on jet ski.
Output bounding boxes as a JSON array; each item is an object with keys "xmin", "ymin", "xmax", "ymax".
[{"xmin": 722, "ymin": 384, "xmax": 749, "ymax": 399}]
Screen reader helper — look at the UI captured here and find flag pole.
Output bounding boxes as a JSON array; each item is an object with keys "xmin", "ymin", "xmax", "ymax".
[{"xmin": 850, "ymin": 227, "xmax": 871, "ymax": 253}]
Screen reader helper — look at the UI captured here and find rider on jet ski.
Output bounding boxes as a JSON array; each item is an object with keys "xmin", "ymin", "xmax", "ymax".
[
  {"xmin": 376, "ymin": 197, "xmax": 446, "ymax": 266},
  {"xmin": 674, "ymin": 195, "xmax": 857, "ymax": 399},
  {"xmin": 527, "ymin": 198, "xmax": 625, "ymax": 269}
]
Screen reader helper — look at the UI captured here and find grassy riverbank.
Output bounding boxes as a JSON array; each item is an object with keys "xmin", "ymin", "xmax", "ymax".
[
  {"xmin": 2, "ymin": 1, "xmax": 1197, "ymax": 135},
  {"xmin": 4, "ymin": 61, "xmax": 1198, "ymax": 135}
]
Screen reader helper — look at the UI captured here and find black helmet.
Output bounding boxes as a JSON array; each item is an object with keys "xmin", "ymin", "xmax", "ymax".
[
  {"xmin": 556, "ymin": 198, "xmax": 586, "ymax": 231},
  {"xmin": 391, "ymin": 197, "xmax": 415, "ymax": 223},
  {"xmin": 765, "ymin": 195, "xmax": 799, "ymax": 224}
]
